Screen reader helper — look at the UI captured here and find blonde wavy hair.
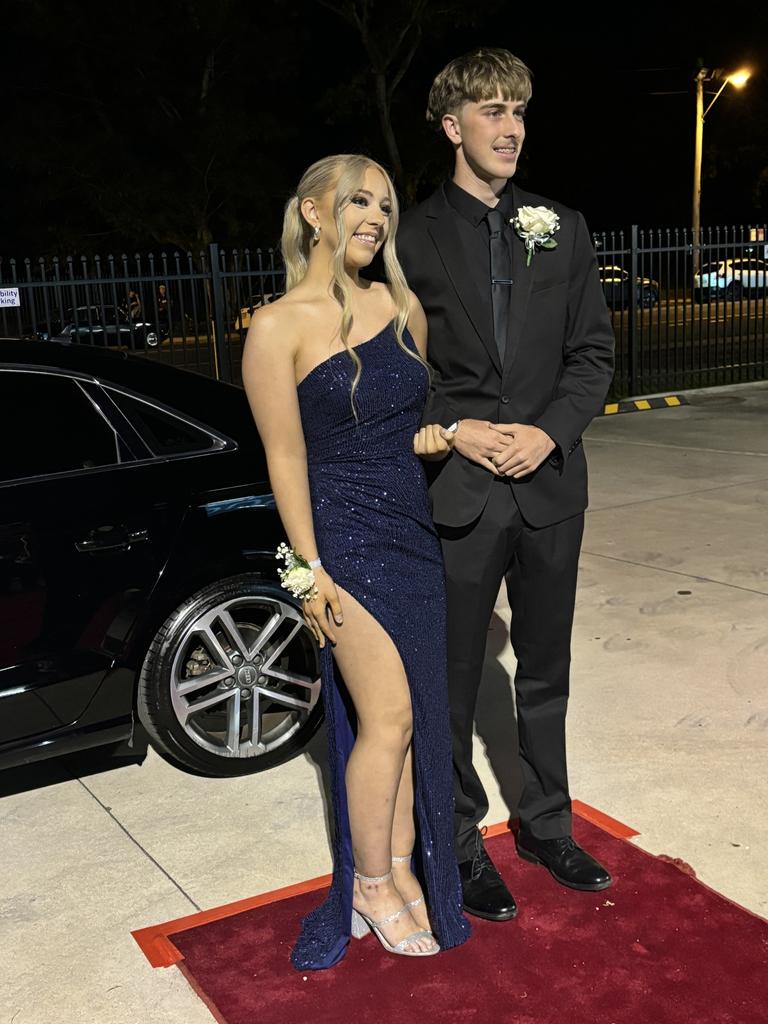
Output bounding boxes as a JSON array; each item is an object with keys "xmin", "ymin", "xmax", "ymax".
[{"xmin": 281, "ymin": 154, "xmax": 429, "ymax": 416}]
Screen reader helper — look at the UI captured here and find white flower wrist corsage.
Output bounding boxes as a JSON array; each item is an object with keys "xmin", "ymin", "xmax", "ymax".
[
  {"xmin": 276, "ymin": 542, "xmax": 320, "ymax": 601},
  {"xmin": 511, "ymin": 205, "xmax": 561, "ymax": 267}
]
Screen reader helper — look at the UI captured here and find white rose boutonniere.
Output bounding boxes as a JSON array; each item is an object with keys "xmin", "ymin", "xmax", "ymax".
[{"xmin": 512, "ymin": 205, "xmax": 561, "ymax": 267}]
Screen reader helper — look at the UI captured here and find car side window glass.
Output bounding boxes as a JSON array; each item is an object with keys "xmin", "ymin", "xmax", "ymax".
[
  {"xmin": 0, "ymin": 371, "xmax": 121, "ymax": 483},
  {"xmin": 106, "ymin": 389, "xmax": 216, "ymax": 456}
]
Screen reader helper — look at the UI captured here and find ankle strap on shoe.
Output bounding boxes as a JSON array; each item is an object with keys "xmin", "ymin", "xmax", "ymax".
[{"xmin": 354, "ymin": 868, "xmax": 393, "ymax": 884}]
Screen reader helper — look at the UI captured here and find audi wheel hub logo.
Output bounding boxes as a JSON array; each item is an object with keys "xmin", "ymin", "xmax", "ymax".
[{"xmin": 237, "ymin": 665, "xmax": 258, "ymax": 687}]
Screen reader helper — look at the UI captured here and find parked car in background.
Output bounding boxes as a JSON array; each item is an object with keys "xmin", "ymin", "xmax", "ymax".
[
  {"xmin": 36, "ymin": 305, "xmax": 164, "ymax": 349},
  {"xmin": 0, "ymin": 340, "xmax": 322, "ymax": 778},
  {"xmin": 598, "ymin": 265, "xmax": 659, "ymax": 309},
  {"xmin": 235, "ymin": 293, "xmax": 275, "ymax": 332},
  {"xmin": 693, "ymin": 257, "xmax": 768, "ymax": 301}
]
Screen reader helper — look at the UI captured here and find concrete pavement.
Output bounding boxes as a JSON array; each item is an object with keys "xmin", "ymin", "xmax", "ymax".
[{"xmin": 2, "ymin": 380, "xmax": 767, "ymax": 1023}]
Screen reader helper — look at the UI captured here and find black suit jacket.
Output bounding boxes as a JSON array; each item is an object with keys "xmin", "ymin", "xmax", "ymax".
[{"xmin": 397, "ymin": 182, "xmax": 615, "ymax": 529}]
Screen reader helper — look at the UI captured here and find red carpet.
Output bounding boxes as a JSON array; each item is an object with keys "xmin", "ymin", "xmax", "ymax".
[{"xmin": 135, "ymin": 810, "xmax": 768, "ymax": 1024}]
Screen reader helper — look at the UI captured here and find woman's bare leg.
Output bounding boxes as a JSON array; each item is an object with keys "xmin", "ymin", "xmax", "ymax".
[
  {"xmin": 328, "ymin": 585, "xmax": 435, "ymax": 952},
  {"xmin": 391, "ymin": 748, "xmax": 431, "ymax": 931},
  {"xmin": 391, "ymin": 747, "xmax": 417, "ymax": 858}
]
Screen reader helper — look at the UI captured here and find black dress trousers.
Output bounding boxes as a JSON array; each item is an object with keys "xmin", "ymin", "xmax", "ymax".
[{"xmin": 439, "ymin": 481, "xmax": 584, "ymax": 861}]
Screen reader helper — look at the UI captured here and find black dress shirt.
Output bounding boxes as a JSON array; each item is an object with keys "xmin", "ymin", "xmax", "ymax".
[{"xmin": 444, "ymin": 179, "xmax": 516, "ymax": 360}]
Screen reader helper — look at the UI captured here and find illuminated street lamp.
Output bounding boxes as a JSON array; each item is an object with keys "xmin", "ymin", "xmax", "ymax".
[{"xmin": 692, "ymin": 66, "xmax": 751, "ymax": 269}]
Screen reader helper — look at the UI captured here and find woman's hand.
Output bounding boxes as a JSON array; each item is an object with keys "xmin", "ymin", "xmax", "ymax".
[
  {"xmin": 413, "ymin": 423, "xmax": 457, "ymax": 461},
  {"xmin": 302, "ymin": 568, "xmax": 344, "ymax": 649}
]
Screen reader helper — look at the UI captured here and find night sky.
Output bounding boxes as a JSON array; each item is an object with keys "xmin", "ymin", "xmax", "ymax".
[{"xmin": 4, "ymin": 0, "xmax": 767, "ymax": 256}]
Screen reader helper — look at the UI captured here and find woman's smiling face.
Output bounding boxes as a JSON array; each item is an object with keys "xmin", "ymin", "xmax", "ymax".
[{"xmin": 309, "ymin": 165, "xmax": 393, "ymax": 271}]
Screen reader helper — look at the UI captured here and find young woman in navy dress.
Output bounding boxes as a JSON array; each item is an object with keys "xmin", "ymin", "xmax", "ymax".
[{"xmin": 243, "ymin": 154, "xmax": 470, "ymax": 969}]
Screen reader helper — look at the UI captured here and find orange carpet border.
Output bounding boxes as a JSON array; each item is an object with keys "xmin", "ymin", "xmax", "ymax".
[
  {"xmin": 571, "ymin": 800, "xmax": 640, "ymax": 840},
  {"xmin": 131, "ymin": 800, "xmax": 638, "ymax": 969}
]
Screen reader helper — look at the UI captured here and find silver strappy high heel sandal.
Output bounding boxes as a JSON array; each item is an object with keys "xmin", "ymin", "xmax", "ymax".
[
  {"xmin": 351, "ymin": 869, "xmax": 440, "ymax": 957},
  {"xmin": 392, "ymin": 853, "xmax": 426, "ymax": 914}
]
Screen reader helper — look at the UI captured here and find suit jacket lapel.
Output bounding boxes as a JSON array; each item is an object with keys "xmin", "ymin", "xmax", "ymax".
[
  {"xmin": 425, "ymin": 188, "xmax": 502, "ymax": 375},
  {"xmin": 503, "ymin": 182, "xmax": 534, "ymax": 379}
]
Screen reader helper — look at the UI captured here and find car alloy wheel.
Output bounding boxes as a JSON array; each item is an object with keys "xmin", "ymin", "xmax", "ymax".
[{"xmin": 137, "ymin": 575, "xmax": 323, "ymax": 776}]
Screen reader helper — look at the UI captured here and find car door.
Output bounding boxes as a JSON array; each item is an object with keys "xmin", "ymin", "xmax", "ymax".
[
  {"xmin": 748, "ymin": 259, "xmax": 764, "ymax": 291},
  {"xmin": 741, "ymin": 260, "xmax": 755, "ymax": 291},
  {"xmin": 0, "ymin": 368, "xmax": 189, "ymax": 746}
]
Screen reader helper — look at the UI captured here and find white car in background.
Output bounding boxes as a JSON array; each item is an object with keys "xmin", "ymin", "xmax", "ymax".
[{"xmin": 694, "ymin": 257, "xmax": 767, "ymax": 300}]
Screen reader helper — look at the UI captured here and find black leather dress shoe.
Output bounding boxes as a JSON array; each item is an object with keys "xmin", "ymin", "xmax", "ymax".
[
  {"xmin": 459, "ymin": 839, "xmax": 518, "ymax": 921},
  {"xmin": 517, "ymin": 833, "xmax": 613, "ymax": 891}
]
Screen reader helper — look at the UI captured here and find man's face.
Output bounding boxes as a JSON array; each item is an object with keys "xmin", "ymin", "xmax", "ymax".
[{"xmin": 445, "ymin": 93, "xmax": 526, "ymax": 181}]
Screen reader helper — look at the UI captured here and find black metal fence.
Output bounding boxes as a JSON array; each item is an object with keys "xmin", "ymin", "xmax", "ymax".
[
  {"xmin": 1, "ymin": 223, "xmax": 766, "ymax": 399},
  {"xmin": 596, "ymin": 224, "xmax": 767, "ymax": 397}
]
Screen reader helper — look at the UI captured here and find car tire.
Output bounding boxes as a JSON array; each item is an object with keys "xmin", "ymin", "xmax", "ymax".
[
  {"xmin": 640, "ymin": 287, "xmax": 659, "ymax": 308},
  {"xmin": 137, "ymin": 574, "xmax": 323, "ymax": 777},
  {"xmin": 725, "ymin": 281, "xmax": 743, "ymax": 300}
]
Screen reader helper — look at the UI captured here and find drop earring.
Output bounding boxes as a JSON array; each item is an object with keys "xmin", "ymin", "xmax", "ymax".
[{"xmin": 313, "ymin": 225, "xmax": 321, "ymax": 242}]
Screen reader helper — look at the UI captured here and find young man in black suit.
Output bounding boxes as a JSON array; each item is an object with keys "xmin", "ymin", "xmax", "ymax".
[{"xmin": 397, "ymin": 48, "xmax": 616, "ymax": 921}]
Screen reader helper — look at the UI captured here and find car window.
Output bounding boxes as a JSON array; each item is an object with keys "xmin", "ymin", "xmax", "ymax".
[
  {"xmin": 68, "ymin": 307, "xmax": 126, "ymax": 325},
  {"xmin": 0, "ymin": 370, "xmax": 124, "ymax": 483},
  {"xmin": 105, "ymin": 388, "xmax": 219, "ymax": 456}
]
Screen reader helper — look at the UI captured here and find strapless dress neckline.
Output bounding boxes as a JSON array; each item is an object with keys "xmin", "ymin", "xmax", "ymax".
[{"xmin": 296, "ymin": 320, "xmax": 408, "ymax": 390}]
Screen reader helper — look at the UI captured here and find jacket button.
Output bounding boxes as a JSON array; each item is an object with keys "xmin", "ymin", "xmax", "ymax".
[{"xmin": 500, "ymin": 395, "xmax": 510, "ymax": 404}]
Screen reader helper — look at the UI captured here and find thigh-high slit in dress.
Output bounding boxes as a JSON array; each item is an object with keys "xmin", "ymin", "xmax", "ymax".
[{"xmin": 290, "ymin": 321, "xmax": 470, "ymax": 970}]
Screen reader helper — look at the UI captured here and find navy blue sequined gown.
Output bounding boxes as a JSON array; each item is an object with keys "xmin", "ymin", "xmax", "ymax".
[{"xmin": 291, "ymin": 321, "xmax": 471, "ymax": 970}]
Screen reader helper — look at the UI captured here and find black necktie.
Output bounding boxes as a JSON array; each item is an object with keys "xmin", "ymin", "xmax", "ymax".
[{"xmin": 487, "ymin": 207, "xmax": 512, "ymax": 364}]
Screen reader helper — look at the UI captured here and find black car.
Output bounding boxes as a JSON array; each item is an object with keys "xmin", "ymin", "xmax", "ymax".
[
  {"xmin": 36, "ymin": 305, "xmax": 164, "ymax": 349},
  {"xmin": 598, "ymin": 264, "xmax": 659, "ymax": 309},
  {"xmin": 0, "ymin": 340, "xmax": 322, "ymax": 777}
]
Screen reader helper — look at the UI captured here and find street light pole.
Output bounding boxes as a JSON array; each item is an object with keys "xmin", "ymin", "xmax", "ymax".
[
  {"xmin": 692, "ymin": 68, "xmax": 706, "ymax": 271},
  {"xmin": 692, "ymin": 66, "xmax": 751, "ymax": 274}
]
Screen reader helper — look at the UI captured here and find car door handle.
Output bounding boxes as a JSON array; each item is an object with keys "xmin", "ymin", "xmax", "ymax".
[{"xmin": 75, "ymin": 527, "xmax": 149, "ymax": 553}]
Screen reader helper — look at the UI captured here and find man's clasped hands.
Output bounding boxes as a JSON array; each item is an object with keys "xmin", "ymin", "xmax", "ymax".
[{"xmin": 413, "ymin": 418, "xmax": 556, "ymax": 478}]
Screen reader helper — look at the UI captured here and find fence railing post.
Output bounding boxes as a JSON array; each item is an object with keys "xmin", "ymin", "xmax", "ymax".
[
  {"xmin": 628, "ymin": 224, "xmax": 639, "ymax": 395},
  {"xmin": 208, "ymin": 242, "xmax": 232, "ymax": 383}
]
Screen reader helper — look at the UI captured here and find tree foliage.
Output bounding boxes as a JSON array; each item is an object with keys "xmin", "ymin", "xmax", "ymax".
[{"xmin": 2, "ymin": 0, "xmax": 766, "ymax": 256}]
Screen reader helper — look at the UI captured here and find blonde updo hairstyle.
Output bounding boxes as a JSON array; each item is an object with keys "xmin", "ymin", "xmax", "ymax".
[{"xmin": 281, "ymin": 154, "xmax": 429, "ymax": 415}]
